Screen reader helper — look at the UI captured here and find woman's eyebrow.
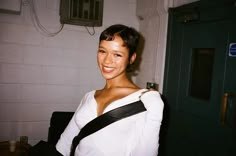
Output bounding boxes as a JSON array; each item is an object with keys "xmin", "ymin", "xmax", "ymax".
[
  {"xmin": 98, "ymin": 45, "xmax": 105, "ymax": 49},
  {"xmin": 113, "ymin": 50, "xmax": 124, "ymax": 53}
]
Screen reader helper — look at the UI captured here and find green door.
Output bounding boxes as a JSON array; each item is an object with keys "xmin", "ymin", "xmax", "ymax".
[{"xmin": 162, "ymin": 1, "xmax": 236, "ymax": 156}]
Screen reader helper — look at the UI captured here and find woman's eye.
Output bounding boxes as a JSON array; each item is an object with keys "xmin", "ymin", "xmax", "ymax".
[
  {"xmin": 114, "ymin": 54, "xmax": 122, "ymax": 57},
  {"xmin": 98, "ymin": 50, "xmax": 106, "ymax": 53}
]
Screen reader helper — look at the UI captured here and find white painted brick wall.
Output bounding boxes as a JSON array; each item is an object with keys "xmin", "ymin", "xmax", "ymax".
[
  {"xmin": 0, "ymin": 0, "xmax": 139, "ymax": 145},
  {"xmin": 0, "ymin": 23, "xmax": 43, "ymax": 45}
]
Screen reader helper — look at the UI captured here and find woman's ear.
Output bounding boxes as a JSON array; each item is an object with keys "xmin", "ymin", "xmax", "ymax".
[{"xmin": 130, "ymin": 53, "xmax": 137, "ymax": 64}]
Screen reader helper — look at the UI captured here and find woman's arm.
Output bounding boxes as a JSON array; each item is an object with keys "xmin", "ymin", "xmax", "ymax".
[
  {"xmin": 130, "ymin": 91, "xmax": 164, "ymax": 156},
  {"xmin": 55, "ymin": 94, "xmax": 88, "ymax": 156},
  {"xmin": 55, "ymin": 112, "xmax": 80, "ymax": 155}
]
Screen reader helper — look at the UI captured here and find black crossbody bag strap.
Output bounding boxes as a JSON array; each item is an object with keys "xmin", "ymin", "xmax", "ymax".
[{"xmin": 70, "ymin": 100, "xmax": 146, "ymax": 156}]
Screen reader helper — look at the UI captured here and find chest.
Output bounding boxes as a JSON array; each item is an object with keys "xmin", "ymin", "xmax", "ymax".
[
  {"xmin": 95, "ymin": 92, "xmax": 128, "ymax": 116},
  {"xmin": 77, "ymin": 113, "xmax": 145, "ymax": 155}
]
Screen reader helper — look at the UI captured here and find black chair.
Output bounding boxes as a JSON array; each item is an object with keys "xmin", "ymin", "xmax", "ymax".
[
  {"xmin": 29, "ymin": 111, "xmax": 74, "ymax": 156},
  {"xmin": 48, "ymin": 111, "xmax": 74, "ymax": 146}
]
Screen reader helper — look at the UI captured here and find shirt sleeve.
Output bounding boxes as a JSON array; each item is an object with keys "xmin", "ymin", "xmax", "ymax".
[
  {"xmin": 130, "ymin": 90, "xmax": 164, "ymax": 156},
  {"xmin": 56, "ymin": 95, "xmax": 86, "ymax": 156}
]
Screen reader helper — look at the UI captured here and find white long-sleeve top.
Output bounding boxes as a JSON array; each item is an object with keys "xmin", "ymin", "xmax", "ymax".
[{"xmin": 56, "ymin": 89, "xmax": 164, "ymax": 156}]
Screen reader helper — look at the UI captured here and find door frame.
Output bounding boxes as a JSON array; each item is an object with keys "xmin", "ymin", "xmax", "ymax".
[
  {"xmin": 163, "ymin": 0, "xmax": 236, "ymax": 112},
  {"xmin": 161, "ymin": 1, "xmax": 236, "ymax": 156}
]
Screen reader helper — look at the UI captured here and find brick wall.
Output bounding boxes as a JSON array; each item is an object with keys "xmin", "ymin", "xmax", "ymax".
[{"xmin": 0, "ymin": 0, "xmax": 139, "ymax": 145}]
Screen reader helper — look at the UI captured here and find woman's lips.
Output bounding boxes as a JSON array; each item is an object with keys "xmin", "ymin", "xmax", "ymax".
[{"xmin": 102, "ymin": 66, "xmax": 114, "ymax": 73}]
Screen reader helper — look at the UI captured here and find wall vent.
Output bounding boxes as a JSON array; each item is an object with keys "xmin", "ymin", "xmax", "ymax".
[
  {"xmin": 0, "ymin": 0, "xmax": 22, "ymax": 15},
  {"xmin": 60, "ymin": 0, "xmax": 103, "ymax": 27}
]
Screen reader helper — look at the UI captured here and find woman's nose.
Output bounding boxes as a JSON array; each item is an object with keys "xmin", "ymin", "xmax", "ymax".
[{"xmin": 104, "ymin": 54, "xmax": 113, "ymax": 64}]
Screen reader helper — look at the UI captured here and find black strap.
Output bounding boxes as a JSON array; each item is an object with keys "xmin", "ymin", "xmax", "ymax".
[{"xmin": 70, "ymin": 100, "xmax": 146, "ymax": 156}]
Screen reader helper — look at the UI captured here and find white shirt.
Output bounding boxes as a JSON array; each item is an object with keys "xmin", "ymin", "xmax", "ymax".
[{"xmin": 56, "ymin": 89, "xmax": 164, "ymax": 156}]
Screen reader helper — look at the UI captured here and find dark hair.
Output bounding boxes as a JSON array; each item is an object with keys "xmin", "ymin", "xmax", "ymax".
[{"xmin": 99, "ymin": 24, "xmax": 140, "ymax": 60}]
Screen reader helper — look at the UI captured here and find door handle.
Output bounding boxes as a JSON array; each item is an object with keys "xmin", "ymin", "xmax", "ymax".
[{"xmin": 221, "ymin": 92, "xmax": 234, "ymax": 126}]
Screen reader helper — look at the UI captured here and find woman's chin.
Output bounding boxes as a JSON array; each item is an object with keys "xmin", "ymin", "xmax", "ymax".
[{"xmin": 101, "ymin": 74, "xmax": 114, "ymax": 80}]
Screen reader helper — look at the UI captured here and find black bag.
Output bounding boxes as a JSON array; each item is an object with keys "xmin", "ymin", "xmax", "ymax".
[{"xmin": 28, "ymin": 140, "xmax": 62, "ymax": 156}]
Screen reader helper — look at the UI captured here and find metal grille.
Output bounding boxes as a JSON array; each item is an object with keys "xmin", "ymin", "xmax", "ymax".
[{"xmin": 60, "ymin": 0, "xmax": 103, "ymax": 27}]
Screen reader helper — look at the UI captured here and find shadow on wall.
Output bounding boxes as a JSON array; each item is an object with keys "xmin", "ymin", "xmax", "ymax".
[
  {"xmin": 127, "ymin": 33, "xmax": 145, "ymax": 80},
  {"xmin": 158, "ymin": 94, "xmax": 170, "ymax": 156}
]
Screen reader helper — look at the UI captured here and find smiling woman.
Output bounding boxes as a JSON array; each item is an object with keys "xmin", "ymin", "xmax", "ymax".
[
  {"xmin": 97, "ymin": 35, "xmax": 136, "ymax": 81},
  {"xmin": 55, "ymin": 24, "xmax": 164, "ymax": 156}
]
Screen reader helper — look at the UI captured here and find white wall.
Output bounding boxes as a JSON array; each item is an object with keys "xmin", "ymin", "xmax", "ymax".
[
  {"xmin": 0, "ymin": 0, "xmax": 197, "ymax": 145},
  {"xmin": 136, "ymin": 0, "xmax": 199, "ymax": 92},
  {"xmin": 0, "ymin": 0, "xmax": 139, "ymax": 145},
  {"xmin": 136, "ymin": 0, "xmax": 169, "ymax": 91}
]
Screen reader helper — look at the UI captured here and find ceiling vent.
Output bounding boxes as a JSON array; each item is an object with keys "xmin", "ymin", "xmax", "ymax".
[{"xmin": 60, "ymin": 0, "xmax": 103, "ymax": 27}]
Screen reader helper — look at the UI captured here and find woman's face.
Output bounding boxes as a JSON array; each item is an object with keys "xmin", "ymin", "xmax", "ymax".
[{"xmin": 97, "ymin": 35, "xmax": 136, "ymax": 80}]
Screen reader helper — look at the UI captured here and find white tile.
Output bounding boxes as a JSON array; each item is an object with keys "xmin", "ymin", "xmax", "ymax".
[
  {"xmin": 21, "ymin": 84, "xmax": 81, "ymax": 103},
  {"xmin": 46, "ymin": 0, "xmax": 60, "ymax": 10},
  {"xmin": 42, "ymin": 66, "xmax": 81, "ymax": 85},
  {"xmin": 41, "ymin": 85, "xmax": 81, "ymax": 103},
  {"xmin": 0, "ymin": 122, "xmax": 19, "ymax": 141},
  {"xmin": 0, "ymin": 84, "xmax": 22, "ymax": 102},
  {"xmin": 21, "ymin": 65, "xmax": 44, "ymax": 84},
  {"xmin": 0, "ymin": 121, "xmax": 49, "ymax": 142},
  {"xmin": 0, "ymin": 64, "xmax": 22, "ymax": 83},
  {"xmin": 0, "ymin": 64, "xmax": 43, "ymax": 84},
  {"xmin": 60, "ymin": 48, "xmax": 96, "ymax": 68},
  {"xmin": 23, "ymin": 45, "xmax": 95, "ymax": 68},
  {"xmin": 21, "ymin": 84, "xmax": 46, "ymax": 103},
  {"xmin": 77, "ymin": 67, "xmax": 103, "ymax": 86},
  {"xmin": 0, "ymin": 43, "xmax": 24, "ymax": 63},
  {"xmin": 0, "ymin": 102, "xmax": 52, "ymax": 121},
  {"xmin": 0, "ymin": 23, "xmax": 42, "ymax": 45},
  {"xmin": 42, "ymin": 29, "xmax": 98, "ymax": 49},
  {"xmin": 23, "ymin": 46, "xmax": 64, "ymax": 66},
  {"xmin": 51, "ymin": 103, "xmax": 78, "ymax": 112}
]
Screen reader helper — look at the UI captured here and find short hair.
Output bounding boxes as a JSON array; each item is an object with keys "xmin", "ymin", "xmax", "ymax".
[{"xmin": 99, "ymin": 24, "xmax": 140, "ymax": 60}]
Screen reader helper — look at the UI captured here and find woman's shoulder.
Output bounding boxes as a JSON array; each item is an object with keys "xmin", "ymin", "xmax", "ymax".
[
  {"xmin": 139, "ymin": 89, "xmax": 163, "ymax": 103},
  {"xmin": 117, "ymin": 87, "xmax": 142, "ymax": 95},
  {"xmin": 79, "ymin": 90, "xmax": 96, "ymax": 103}
]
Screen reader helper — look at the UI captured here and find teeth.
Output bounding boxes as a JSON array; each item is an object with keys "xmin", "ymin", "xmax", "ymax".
[{"xmin": 103, "ymin": 66, "xmax": 113, "ymax": 72}]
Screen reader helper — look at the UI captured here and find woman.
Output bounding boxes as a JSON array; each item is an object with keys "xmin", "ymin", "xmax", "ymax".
[{"xmin": 56, "ymin": 24, "xmax": 164, "ymax": 156}]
